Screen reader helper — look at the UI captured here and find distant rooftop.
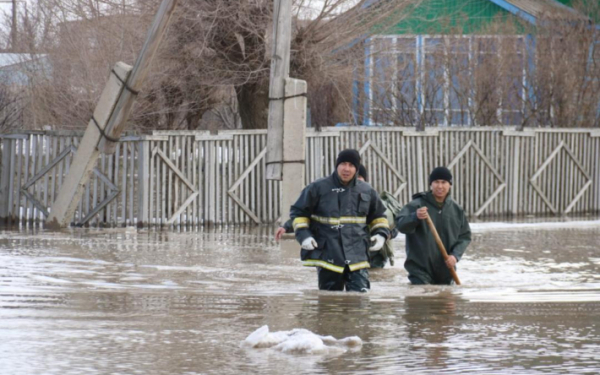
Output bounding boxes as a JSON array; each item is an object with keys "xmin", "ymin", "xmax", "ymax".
[
  {"xmin": 491, "ymin": 0, "xmax": 589, "ymax": 24},
  {"xmin": 0, "ymin": 53, "xmax": 45, "ymax": 69}
]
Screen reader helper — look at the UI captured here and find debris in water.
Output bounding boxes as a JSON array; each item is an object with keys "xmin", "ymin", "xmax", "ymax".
[{"xmin": 241, "ymin": 325, "xmax": 362, "ymax": 354}]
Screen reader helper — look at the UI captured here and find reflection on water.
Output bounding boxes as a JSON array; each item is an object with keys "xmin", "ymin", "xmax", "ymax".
[{"xmin": 0, "ymin": 224, "xmax": 599, "ymax": 374}]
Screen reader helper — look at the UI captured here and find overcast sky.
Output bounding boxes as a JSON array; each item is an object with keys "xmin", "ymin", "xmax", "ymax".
[
  {"xmin": 0, "ymin": 4, "xmax": 11, "ymax": 45},
  {"xmin": 0, "ymin": 0, "xmax": 33, "ymax": 20},
  {"xmin": 0, "ymin": 0, "xmax": 21, "ymax": 14},
  {"xmin": 0, "ymin": 1, "xmax": 32, "ymax": 46}
]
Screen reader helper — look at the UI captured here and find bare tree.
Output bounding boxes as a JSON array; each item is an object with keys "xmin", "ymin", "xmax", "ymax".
[
  {"xmin": 363, "ymin": 1, "xmax": 600, "ymax": 129},
  {"xmin": 23, "ymin": 1, "xmax": 600, "ymax": 131},
  {"xmin": 2, "ymin": 0, "xmax": 416, "ymax": 131},
  {"xmin": 0, "ymin": 81, "xmax": 23, "ymax": 133},
  {"xmin": 528, "ymin": 11, "xmax": 600, "ymax": 128}
]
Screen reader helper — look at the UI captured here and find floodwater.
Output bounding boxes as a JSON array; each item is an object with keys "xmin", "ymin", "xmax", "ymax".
[{"xmin": 1, "ymin": 221, "xmax": 599, "ymax": 374}]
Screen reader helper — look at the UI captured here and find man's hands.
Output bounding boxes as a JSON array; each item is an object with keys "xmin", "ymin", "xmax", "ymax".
[
  {"xmin": 445, "ymin": 255, "xmax": 457, "ymax": 269},
  {"xmin": 301, "ymin": 237, "xmax": 318, "ymax": 250},
  {"xmin": 416, "ymin": 206, "xmax": 429, "ymax": 220},
  {"xmin": 369, "ymin": 234, "xmax": 386, "ymax": 251},
  {"xmin": 302, "ymin": 235, "xmax": 389, "ymax": 252},
  {"xmin": 417, "ymin": 206, "xmax": 458, "ymax": 272},
  {"xmin": 275, "ymin": 227, "xmax": 286, "ymax": 241}
]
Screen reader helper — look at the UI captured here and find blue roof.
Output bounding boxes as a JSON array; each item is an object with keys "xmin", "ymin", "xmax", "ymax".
[{"xmin": 487, "ymin": 0, "xmax": 589, "ymax": 25}]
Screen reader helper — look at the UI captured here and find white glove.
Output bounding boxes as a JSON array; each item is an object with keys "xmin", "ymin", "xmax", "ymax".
[
  {"xmin": 301, "ymin": 237, "xmax": 318, "ymax": 250},
  {"xmin": 369, "ymin": 235, "xmax": 386, "ymax": 251}
]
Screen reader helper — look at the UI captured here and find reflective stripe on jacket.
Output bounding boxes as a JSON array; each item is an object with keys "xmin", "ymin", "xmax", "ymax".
[{"xmin": 290, "ymin": 171, "xmax": 390, "ymax": 273}]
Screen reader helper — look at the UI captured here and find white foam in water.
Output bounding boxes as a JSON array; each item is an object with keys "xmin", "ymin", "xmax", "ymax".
[
  {"xmin": 469, "ymin": 220, "xmax": 600, "ymax": 232},
  {"xmin": 242, "ymin": 325, "xmax": 362, "ymax": 355},
  {"xmin": 390, "ymin": 220, "xmax": 600, "ymax": 245},
  {"xmin": 502, "ymin": 248, "xmax": 526, "ymax": 253}
]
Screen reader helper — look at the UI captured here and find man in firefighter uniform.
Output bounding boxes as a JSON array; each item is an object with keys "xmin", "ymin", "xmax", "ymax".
[{"xmin": 290, "ymin": 149, "xmax": 390, "ymax": 292}]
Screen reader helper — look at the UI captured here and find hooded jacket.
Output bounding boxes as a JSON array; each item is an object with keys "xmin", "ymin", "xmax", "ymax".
[
  {"xmin": 290, "ymin": 171, "xmax": 390, "ymax": 273},
  {"xmin": 396, "ymin": 191, "xmax": 471, "ymax": 284}
]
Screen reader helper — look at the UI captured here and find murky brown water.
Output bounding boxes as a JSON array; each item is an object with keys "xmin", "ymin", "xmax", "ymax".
[{"xmin": 1, "ymin": 222, "xmax": 599, "ymax": 374}]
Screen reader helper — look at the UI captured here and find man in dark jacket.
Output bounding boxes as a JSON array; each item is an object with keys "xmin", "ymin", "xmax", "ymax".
[
  {"xmin": 276, "ymin": 164, "xmax": 370, "ymax": 241},
  {"xmin": 396, "ymin": 167, "xmax": 471, "ymax": 285},
  {"xmin": 290, "ymin": 149, "xmax": 390, "ymax": 292}
]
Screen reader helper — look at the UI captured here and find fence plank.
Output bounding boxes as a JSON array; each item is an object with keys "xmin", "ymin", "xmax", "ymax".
[
  {"xmin": 15, "ymin": 138, "xmax": 23, "ymax": 220},
  {"xmin": 138, "ymin": 141, "xmax": 149, "ymax": 226},
  {"xmin": 129, "ymin": 142, "xmax": 134, "ymax": 225},
  {"xmin": 0, "ymin": 139, "xmax": 12, "ymax": 221}
]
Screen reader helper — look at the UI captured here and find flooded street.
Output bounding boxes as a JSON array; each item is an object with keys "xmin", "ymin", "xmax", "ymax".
[{"xmin": 1, "ymin": 221, "xmax": 599, "ymax": 374}]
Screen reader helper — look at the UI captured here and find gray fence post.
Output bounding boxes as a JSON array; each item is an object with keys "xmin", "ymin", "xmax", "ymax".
[
  {"xmin": 137, "ymin": 139, "xmax": 150, "ymax": 227},
  {"xmin": 511, "ymin": 137, "xmax": 521, "ymax": 215},
  {"xmin": 592, "ymin": 130, "xmax": 600, "ymax": 213},
  {"xmin": 0, "ymin": 138, "xmax": 11, "ymax": 223}
]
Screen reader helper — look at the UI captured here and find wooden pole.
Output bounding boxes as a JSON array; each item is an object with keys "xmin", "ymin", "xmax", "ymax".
[
  {"xmin": 46, "ymin": 0, "xmax": 179, "ymax": 228},
  {"xmin": 265, "ymin": 0, "xmax": 292, "ymax": 181},
  {"xmin": 98, "ymin": 0, "xmax": 179, "ymax": 154},
  {"xmin": 425, "ymin": 216, "xmax": 461, "ymax": 285}
]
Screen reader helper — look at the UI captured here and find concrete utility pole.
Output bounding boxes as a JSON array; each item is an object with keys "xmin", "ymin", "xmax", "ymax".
[
  {"xmin": 46, "ymin": 0, "xmax": 179, "ymax": 229},
  {"xmin": 279, "ymin": 78, "xmax": 307, "ymax": 225},
  {"xmin": 265, "ymin": 0, "xmax": 308, "ymax": 226},
  {"xmin": 265, "ymin": 0, "xmax": 292, "ymax": 181}
]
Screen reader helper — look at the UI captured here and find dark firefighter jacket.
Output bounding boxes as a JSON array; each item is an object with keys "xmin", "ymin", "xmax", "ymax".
[
  {"xmin": 282, "ymin": 219, "xmax": 293, "ymax": 233},
  {"xmin": 396, "ymin": 191, "xmax": 471, "ymax": 284},
  {"xmin": 375, "ymin": 191, "xmax": 402, "ymax": 267},
  {"xmin": 290, "ymin": 171, "xmax": 390, "ymax": 273}
]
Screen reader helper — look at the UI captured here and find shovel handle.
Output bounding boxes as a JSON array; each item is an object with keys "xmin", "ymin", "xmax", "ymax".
[{"xmin": 425, "ymin": 216, "xmax": 461, "ymax": 285}]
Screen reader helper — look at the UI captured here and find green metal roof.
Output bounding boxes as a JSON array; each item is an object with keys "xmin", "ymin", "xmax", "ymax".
[
  {"xmin": 558, "ymin": 0, "xmax": 600, "ymax": 23},
  {"xmin": 389, "ymin": 0, "xmax": 528, "ymax": 35},
  {"xmin": 387, "ymin": 0, "xmax": 593, "ymax": 35}
]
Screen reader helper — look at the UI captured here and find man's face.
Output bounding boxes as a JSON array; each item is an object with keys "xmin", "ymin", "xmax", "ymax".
[
  {"xmin": 337, "ymin": 162, "xmax": 357, "ymax": 184},
  {"xmin": 431, "ymin": 179, "xmax": 451, "ymax": 202}
]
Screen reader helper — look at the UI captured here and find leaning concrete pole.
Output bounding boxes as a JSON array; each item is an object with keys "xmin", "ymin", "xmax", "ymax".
[{"xmin": 46, "ymin": 0, "xmax": 179, "ymax": 229}]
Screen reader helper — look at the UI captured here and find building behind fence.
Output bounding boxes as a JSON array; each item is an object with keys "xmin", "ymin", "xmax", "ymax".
[
  {"xmin": 1, "ymin": 127, "xmax": 600, "ymax": 227},
  {"xmin": 357, "ymin": 1, "xmax": 600, "ymax": 128}
]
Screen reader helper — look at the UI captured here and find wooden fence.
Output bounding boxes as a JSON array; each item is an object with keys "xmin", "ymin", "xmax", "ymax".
[{"xmin": 1, "ymin": 127, "xmax": 599, "ymax": 226}]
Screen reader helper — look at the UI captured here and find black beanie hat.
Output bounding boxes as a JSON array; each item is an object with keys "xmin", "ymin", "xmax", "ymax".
[
  {"xmin": 358, "ymin": 164, "xmax": 368, "ymax": 182},
  {"xmin": 429, "ymin": 166, "xmax": 453, "ymax": 185},
  {"xmin": 336, "ymin": 149, "xmax": 361, "ymax": 170}
]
